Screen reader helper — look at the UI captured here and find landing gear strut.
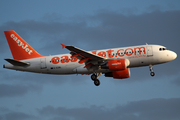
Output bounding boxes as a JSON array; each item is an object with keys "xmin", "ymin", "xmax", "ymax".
[
  {"xmin": 149, "ymin": 65, "xmax": 155, "ymax": 76},
  {"xmin": 91, "ymin": 73, "xmax": 102, "ymax": 86}
]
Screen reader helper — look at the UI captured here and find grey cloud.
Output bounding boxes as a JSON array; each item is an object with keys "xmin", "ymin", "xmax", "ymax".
[
  {"xmin": 0, "ymin": 107, "xmax": 38, "ymax": 120},
  {"xmin": 37, "ymin": 98, "xmax": 180, "ymax": 120},
  {"xmin": 50, "ymin": 117, "xmax": 69, "ymax": 120},
  {"xmin": 0, "ymin": 84, "xmax": 42, "ymax": 98},
  {"xmin": 15, "ymin": 104, "xmax": 22, "ymax": 108},
  {"xmin": 1, "ymin": 10, "xmax": 180, "ymax": 52},
  {"xmin": 1, "ymin": 71, "xmax": 88, "ymax": 86},
  {"xmin": 2, "ymin": 112, "xmax": 36, "ymax": 120},
  {"xmin": 0, "ymin": 107, "xmax": 11, "ymax": 113},
  {"xmin": 146, "ymin": 5, "xmax": 163, "ymax": 12},
  {"xmin": 171, "ymin": 76, "xmax": 180, "ymax": 86},
  {"xmin": 0, "ymin": 84, "xmax": 28, "ymax": 97},
  {"xmin": 118, "ymin": 98, "xmax": 180, "ymax": 120}
]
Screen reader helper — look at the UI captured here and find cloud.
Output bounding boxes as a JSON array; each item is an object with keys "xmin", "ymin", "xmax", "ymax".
[
  {"xmin": 1, "ymin": 71, "xmax": 88, "ymax": 86},
  {"xmin": 0, "ymin": 107, "xmax": 11, "ymax": 113},
  {"xmin": 146, "ymin": 5, "xmax": 163, "ymax": 12},
  {"xmin": 1, "ymin": 10, "xmax": 180, "ymax": 50},
  {"xmin": 37, "ymin": 98, "xmax": 180, "ymax": 120},
  {"xmin": 171, "ymin": 74, "xmax": 180, "ymax": 86},
  {"xmin": 0, "ymin": 84, "xmax": 42, "ymax": 98},
  {"xmin": 1, "ymin": 112, "xmax": 37, "ymax": 120},
  {"xmin": 0, "ymin": 107, "xmax": 39, "ymax": 120}
]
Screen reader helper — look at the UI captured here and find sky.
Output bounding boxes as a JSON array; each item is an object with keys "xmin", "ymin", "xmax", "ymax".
[{"xmin": 0, "ymin": 0, "xmax": 180, "ymax": 120}]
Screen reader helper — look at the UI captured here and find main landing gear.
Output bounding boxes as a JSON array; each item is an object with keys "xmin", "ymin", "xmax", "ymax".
[
  {"xmin": 91, "ymin": 73, "xmax": 102, "ymax": 86},
  {"xmin": 149, "ymin": 65, "xmax": 155, "ymax": 76}
]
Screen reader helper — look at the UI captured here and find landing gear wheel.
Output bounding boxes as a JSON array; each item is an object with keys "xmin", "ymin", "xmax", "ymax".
[
  {"xmin": 94, "ymin": 79, "xmax": 100, "ymax": 86},
  {"xmin": 91, "ymin": 74, "xmax": 97, "ymax": 81},
  {"xmin": 150, "ymin": 72, "xmax": 155, "ymax": 76},
  {"xmin": 91, "ymin": 73, "xmax": 102, "ymax": 86},
  {"xmin": 149, "ymin": 65, "xmax": 155, "ymax": 77}
]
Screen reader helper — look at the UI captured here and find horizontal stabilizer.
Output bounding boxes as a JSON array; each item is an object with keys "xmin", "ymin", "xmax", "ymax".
[{"xmin": 5, "ymin": 58, "xmax": 30, "ymax": 66}]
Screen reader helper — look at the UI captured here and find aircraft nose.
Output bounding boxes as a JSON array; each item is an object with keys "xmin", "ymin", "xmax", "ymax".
[{"xmin": 172, "ymin": 51, "xmax": 177, "ymax": 60}]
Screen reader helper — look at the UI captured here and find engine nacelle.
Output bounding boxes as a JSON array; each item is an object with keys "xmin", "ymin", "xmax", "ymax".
[
  {"xmin": 105, "ymin": 68, "xmax": 130, "ymax": 79},
  {"xmin": 102, "ymin": 59, "xmax": 130, "ymax": 71}
]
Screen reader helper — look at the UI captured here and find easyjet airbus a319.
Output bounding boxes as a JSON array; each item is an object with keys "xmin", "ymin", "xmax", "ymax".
[{"xmin": 3, "ymin": 30, "xmax": 177, "ymax": 86}]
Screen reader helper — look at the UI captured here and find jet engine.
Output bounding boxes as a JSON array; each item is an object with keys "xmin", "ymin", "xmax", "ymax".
[
  {"xmin": 105, "ymin": 68, "xmax": 130, "ymax": 79},
  {"xmin": 101, "ymin": 59, "xmax": 130, "ymax": 71}
]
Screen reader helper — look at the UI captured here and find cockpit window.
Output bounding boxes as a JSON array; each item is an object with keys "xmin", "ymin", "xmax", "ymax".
[{"xmin": 159, "ymin": 47, "xmax": 167, "ymax": 51}]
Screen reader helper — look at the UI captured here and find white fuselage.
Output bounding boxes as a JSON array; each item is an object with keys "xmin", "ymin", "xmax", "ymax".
[{"xmin": 4, "ymin": 44, "xmax": 177, "ymax": 75}]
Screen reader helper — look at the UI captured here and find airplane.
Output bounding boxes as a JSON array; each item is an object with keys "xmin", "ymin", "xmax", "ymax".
[{"xmin": 3, "ymin": 30, "xmax": 177, "ymax": 86}]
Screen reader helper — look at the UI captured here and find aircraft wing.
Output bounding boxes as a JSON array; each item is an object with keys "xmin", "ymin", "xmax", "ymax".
[{"xmin": 61, "ymin": 44, "xmax": 106, "ymax": 64}]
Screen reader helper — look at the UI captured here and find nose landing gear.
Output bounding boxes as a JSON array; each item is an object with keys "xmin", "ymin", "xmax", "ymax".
[
  {"xmin": 149, "ymin": 65, "xmax": 155, "ymax": 76},
  {"xmin": 91, "ymin": 73, "xmax": 102, "ymax": 86}
]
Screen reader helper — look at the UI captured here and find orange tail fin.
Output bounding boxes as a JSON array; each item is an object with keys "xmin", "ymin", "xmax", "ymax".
[{"xmin": 4, "ymin": 30, "xmax": 44, "ymax": 60}]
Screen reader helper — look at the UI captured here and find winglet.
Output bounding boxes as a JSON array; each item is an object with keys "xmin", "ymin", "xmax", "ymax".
[{"xmin": 61, "ymin": 43, "xmax": 67, "ymax": 49}]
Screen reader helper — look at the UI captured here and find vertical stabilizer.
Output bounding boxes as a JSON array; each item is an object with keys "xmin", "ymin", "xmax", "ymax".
[{"xmin": 4, "ymin": 30, "xmax": 44, "ymax": 60}]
